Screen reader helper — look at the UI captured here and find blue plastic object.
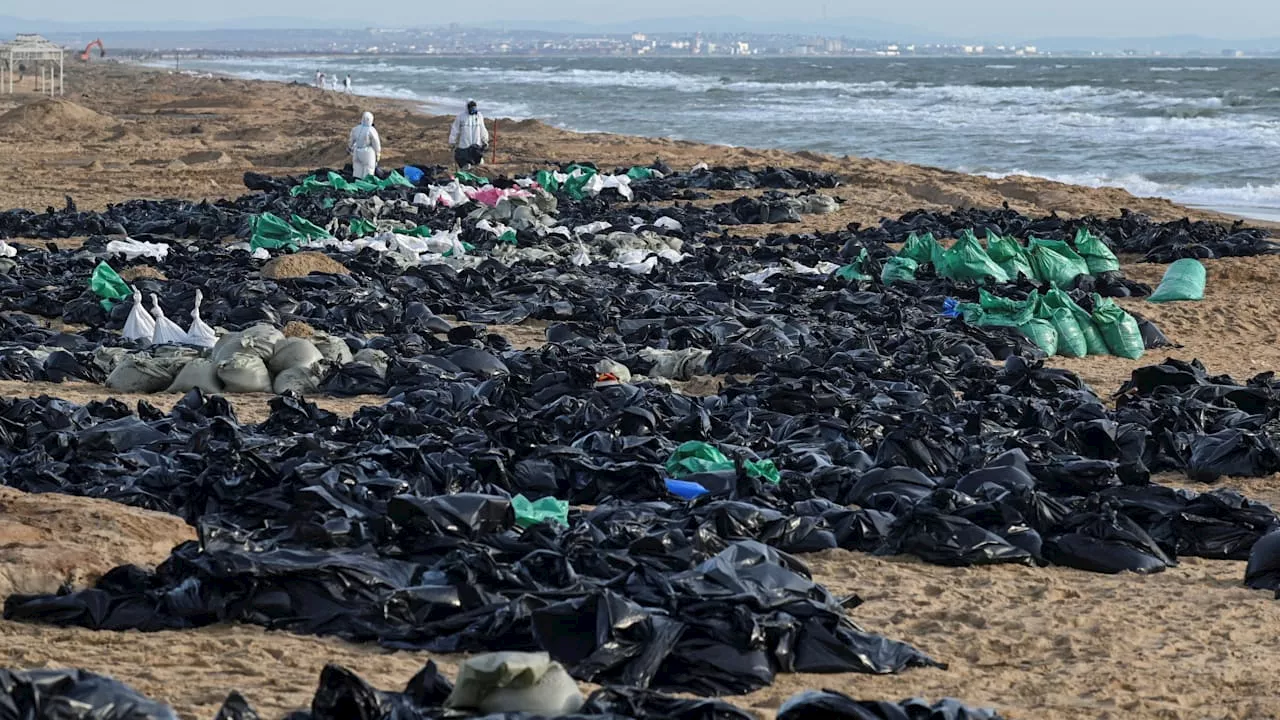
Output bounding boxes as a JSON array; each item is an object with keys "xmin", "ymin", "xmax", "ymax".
[
  {"xmin": 664, "ymin": 478, "xmax": 709, "ymax": 500},
  {"xmin": 403, "ymin": 166, "xmax": 425, "ymax": 184},
  {"xmin": 942, "ymin": 297, "xmax": 961, "ymax": 318}
]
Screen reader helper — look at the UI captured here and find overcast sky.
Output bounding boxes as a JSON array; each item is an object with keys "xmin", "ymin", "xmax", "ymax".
[{"xmin": 16, "ymin": 0, "xmax": 1280, "ymax": 39}]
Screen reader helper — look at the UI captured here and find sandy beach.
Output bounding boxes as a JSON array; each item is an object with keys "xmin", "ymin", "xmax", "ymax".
[{"xmin": 3, "ymin": 60, "xmax": 1280, "ymax": 719}]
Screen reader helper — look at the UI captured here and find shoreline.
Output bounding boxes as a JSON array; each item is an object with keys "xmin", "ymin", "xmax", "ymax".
[
  {"xmin": 0, "ymin": 60, "xmax": 1273, "ymax": 232},
  {"xmin": 139, "ymin": 55, "xmax": 1280, "ymax": 224}
]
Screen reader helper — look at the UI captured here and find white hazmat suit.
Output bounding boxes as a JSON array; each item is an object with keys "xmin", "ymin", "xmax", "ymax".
[
  {"xmin": 449, "ymin": 105, "xmax": 490, "ymax": 151},
  {"xmin": 348, "ymin": 111, "xmax": 382, "ymax": 178}
]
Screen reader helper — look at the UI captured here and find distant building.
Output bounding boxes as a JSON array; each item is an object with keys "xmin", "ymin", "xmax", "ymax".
[{"xmin": 632, "ymin": 33, "xmax": 646, "ymax": 42}]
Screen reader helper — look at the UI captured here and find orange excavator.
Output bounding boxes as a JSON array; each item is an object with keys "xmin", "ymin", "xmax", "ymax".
[{"xmin": 79, "ymin": 39, "xmax": 105, "ymax": 62}]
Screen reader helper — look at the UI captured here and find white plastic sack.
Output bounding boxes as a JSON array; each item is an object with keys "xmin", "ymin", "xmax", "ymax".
[
  {"xmin": 105, "ymin": 354, "xmax": 176, "ymax": 393},
  {"xmin": 0, "ymin": 240, "xmax": 16, "ymax": 258},
  {"xmin": 446, "ymin": 652, "xmax": 583, "ymax": 716},
  {"xmin": 107, "ymin": 238, "xmax": 169, "ymax": 262},
  {"xmin": 268, "ymin": 337, "xmax": 324, "ymax": 374},
  {"xmin": 122, "ymin": 287, "xmax": 156, "ymax": 343},
  {"xmin": 654, "ymin": 216, "xmax": 683, "ymax": 231},
  {"xmin": 184, "ymin": 289, "xmax": 217, "ymax": 349},
  {"xmin": 573, "ymin": 221, "xmax": 612, "ymax": 237},
  {"xmin": 273, "ymin": 366, "xmax": 320, "ymax": 395},
  {"xmin": 217, "ymin": 352, "xmax": 272, "ymax": 393},
  {"xmin": 149, "ymin": 294, "xmax": 187, "ymax": 345},
  {"xmin": 166, "ymin": 358, "xmax": 223, "ymax": 394}
]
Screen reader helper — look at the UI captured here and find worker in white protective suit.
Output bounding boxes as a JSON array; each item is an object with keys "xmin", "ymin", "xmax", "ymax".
[
  {"xmin": 449, "ymin": 99, "xmax": 490, "ymax": 169},
  {"xmin": 348, "ymin": 111, "xmax": 382, "ymax": 178}
]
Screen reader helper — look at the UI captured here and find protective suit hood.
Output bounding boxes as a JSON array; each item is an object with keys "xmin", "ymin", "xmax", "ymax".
[{"xmin": 361, "ymin": 111, "xmax": 374, "ymax": 127}]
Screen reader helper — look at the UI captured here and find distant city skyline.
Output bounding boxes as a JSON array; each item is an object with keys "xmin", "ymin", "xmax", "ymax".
[{"xmin": 6, "ymin": 0, "xmax": 1280, "ymax": 41}]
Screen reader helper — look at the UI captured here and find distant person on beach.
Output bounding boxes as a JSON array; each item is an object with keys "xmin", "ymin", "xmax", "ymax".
[
  {"xmin": 348, "ymin": 111, "xmax": 382, "ymax": 178},
  {"xmin": 449, "ymin": 99, "xmax": 490, "ymax": 169},
  {"xmin": 318, "ymin": 71, "xmax": 326, "ymax": 89},
  {"xmin": 344, "ymin": 74, "xmax": 352, "ymax": 93}
]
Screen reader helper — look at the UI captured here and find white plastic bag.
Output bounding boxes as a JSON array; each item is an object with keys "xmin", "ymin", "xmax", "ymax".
[
  {"xmin": 184, "ymin": 289, "xmax": 217, "ymax": 349},
  {"xmin": 150, "ymin": 294, "xmax": 187, "ymax": 345},
  {"xmin": 0, "ymin": 240, "xmax": 16, "ymax": 258},
  {"xmin": 107, "ymin": 238, "xmax": 169, "ymax": 262},
  {"xmin": 122, "ymin": 286, "xmax": 156, "ymax": 343}
]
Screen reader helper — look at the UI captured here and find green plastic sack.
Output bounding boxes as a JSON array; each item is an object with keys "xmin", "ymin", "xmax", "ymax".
[
  {"xmin": 937, "ymin": 231, "xmax": 1009, "ymax": 284},
  {"xmin": 454, "ymin": 170, "xmax": 489, "ymax": 186},
  {"xmin": 511, "ymin": 494, "xmax": 568, "ymax": 528},
  {"xmin": 1042, "ymin": 287, "xmax": 1109, "ymax": 355},
  {"xmin": 1148, "ymin": 258, "xmax": 1206, "ymax": 303},
  {"xmin": 1028, "ymin": 237, "xmax": 1090, "ymax": 288},
  {"xmin": 1048, "ymin": 306, "xmax": 1087, "ymax": 358},
  {"xmin": 90, "ymin": 262, "xmax": 131, "ymax": 310},
  {"xmin": 898, "ymin": 232, "xmax": 942, "ymax": 267},
  {"xmin": 534, "ymin": 170, "xmax": 560, "ymax": 193},
  {"xmin": 348, "ymin": 218, "xmax": 378, "ymax": 238},
  {"xmin": 403, "ymin": 225, "xmax": 433, "ymax": 238},
  {"xmin": 1092, "ymin": 295, "xmax": 1145, "ymax": 359},
  {"xmin": 562, "ymin": 166, "xmax": 599, "ymax": 201},
  {"xmin": 1074, "ymin": 228, "xmax": 1120, "ymax": 274},
  {"xmin": 835, "ymin": 249, "xmax": 872, "ymax": 282},
  {"xmin": 985, "ymin": 234, "xmax": 1036, "ymax": 282},
  {"xmin": 962, "ymin": 288, "xmax": 1038, "ymax": 327},
  {"xmin": 289, "ymin": 214, "xmax": 330, "ymax": 241},
  {"xmin": 626, "ymin": 166, "xmax": 657, "ymax": 181},
  {"xmin": 249, "ymin": 212, "xmax": 302, "ymax": 251},
  {"xmin": 881, "ymin": 256, "xmax": 918, "ymax": 285},
  {"xmin": 665, "ymin": 441, "xmax": 780, "ymax": 484},
  {"xmin": 1019, "ymin": 318, "xmax": 1059, "ymax": 356}
]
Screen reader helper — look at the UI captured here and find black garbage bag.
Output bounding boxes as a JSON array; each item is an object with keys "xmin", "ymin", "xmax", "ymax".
[
  {"xmin": 883, "ymin": 504, "xmax": 1033, "ymax": 567},
  {"xmin": 581, "ymin": 686, "xmax": 756, "ymax": 720},
  {"xmin": 1246, "ymin": 531, "xmax": 1280, "ymax": 593},
  {"xmin": 1186, "ymin": 429, "xmax": 1278, "ymax": 482},
  {"xmin": 532, "ymin": 590, "xmax": 684, "ymax": 689},
  {"xmin": 0, "ymin": 668, "xmax": 179, "ymax": 720},
  {"xmin": 214, "ymin": 692, "xmax": 261, "ymax": 720},
  {"xmin": 776, "ymin": 689, "xmax": 1003, "ymax": 720},
  {"xmin": 1044, "ymin": 504, "xmax": 1175, "ymax": 574}
]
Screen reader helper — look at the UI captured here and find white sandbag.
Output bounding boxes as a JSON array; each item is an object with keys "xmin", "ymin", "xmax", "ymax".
[
  {"xmin": 122, "ymin": 287, "xmax": 156, "ymax": 343},
  {"xmin": 268, "ymin": 337, "xmax": 324, "ymax": 374},
  {"xmin": 272, "ymin": 366, "xmax": 321, "ymax": 395},
  {"xmin": 150, "ymin": 294, "xmax": 187, "ymax": 345},
  {"xmin": 211, "ymin": 331, "xmax": 243, "ymax": 364},
  {"xmin": 216, "ymin": 352, "xmax": 272, "ymax": 393},
  {"xmin": 798, "ymin": 193, "xmax": 840, "ymax": 215},
  {"xmin": 107, "ymin": 238, "xmax": 169, "ymax": 261},
  {"xmin": 638, "ymin": 347, "xmax": 711, "ymax": 381},
  {"xmin": 166, "ymin": 358, "xmax": 223, "ymax": 394},
  {"xmin": 310, "ymin": 333, "xmax": 353, "ymax": 366},
  {"xmin": 0, "ymin": 240, "xmax": 16, "ymax": 258},
  {"xmin": 240, "ymin": 324, "xmax": 284, "ymax": 360},
  {"xmin": 654, "ymin": 216, "xmax": 683, "ymax": 231},
  {"xmin": 352, "ymin": 348, "xmax": 389, "ymax": 378},
  {"xmin": 91, "ymin": 346, "xmax": 130, "ymax": 375},
  {"xmin": 105, "ymin": 354, "xmax": 178, "ymax": 393},
  {"xmin": 184, "ymin": 289, "xmax": 217, "ymax": 348},
  {"xmin": 446, "ymin": 652, "xmax": 583, "ymax": 716}
]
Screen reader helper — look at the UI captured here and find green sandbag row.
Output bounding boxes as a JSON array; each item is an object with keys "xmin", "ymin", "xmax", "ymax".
[
  {"xmin": 289, "ymin": 170, "xmax": 415, "ymax": 197},
  {"xmin": 893, "ymin": 228, "xmax": 1119, "ymax": 289},
  {"xmin": 899, "ymin": 232, "xmax": 943, "ymax": 266},
  {"xmin": 1148, "ymin": 258, "xmax": 1206, "ymax": 303},
  {"xmin": 962, "ymin": 286, "xmax": 1137, "ymax": 359}
]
